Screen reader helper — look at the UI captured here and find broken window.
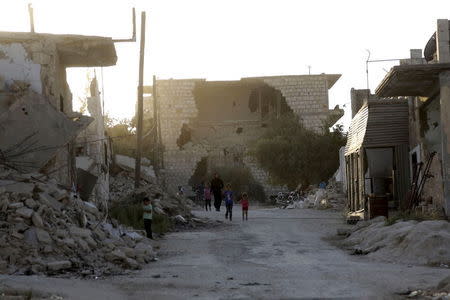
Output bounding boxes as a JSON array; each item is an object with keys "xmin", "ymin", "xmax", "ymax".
[
  {"xmin": 248, "ymin": 90, "xmax": 259, "ymax": 112},
  {"xmin": 236, "ymin": 127, "xmax": 243, "ymax": 134},
  {"xmin": 176, "ymin": 123, "xmax": 192, "ymax": 149}
]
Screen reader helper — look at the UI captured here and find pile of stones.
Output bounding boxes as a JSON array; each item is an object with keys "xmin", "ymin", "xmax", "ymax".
[{"xmin": 0, "ymin": 166, "xmax": 155, "ymax": 276}]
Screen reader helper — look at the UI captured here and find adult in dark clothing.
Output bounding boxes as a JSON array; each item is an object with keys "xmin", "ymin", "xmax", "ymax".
[{"xmin": 210, "ymin": 173, "xmax": 224, "ymax": 211}]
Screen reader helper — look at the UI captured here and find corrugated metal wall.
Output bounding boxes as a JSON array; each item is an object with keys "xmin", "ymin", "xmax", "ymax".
[
  {"xmin": 364, "ymin": 100, "xmax": 409, "ymax": 147},
  {"xmin": 345, "ymin": 104, "xmax": 369, "ymax": 155}
]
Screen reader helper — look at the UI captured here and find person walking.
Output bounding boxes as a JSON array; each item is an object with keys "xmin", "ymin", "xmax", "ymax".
[
  {"xmin": 210, "ymin": 173, "xmax": 224, "ymax": 211},
  {"xmin": 240, "ymin": 192, "xmax": 249, "ymax": 221},
  {"xmin": 142, "ymin": 197, "xmax": 153, "ymax": 239},
  {"xmin": 223, "ymin": 183, "xmax": 234, "ymax": 221},
  {"xmin": 204, "ymin": 183, "xmax": 212, "ymax": 211}
]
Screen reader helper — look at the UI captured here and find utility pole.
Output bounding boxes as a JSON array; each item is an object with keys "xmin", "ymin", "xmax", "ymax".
[
  {"xmin": 135, "ymin": 11, "xmax": 146, "ymax": 188},
  {"xmin": 28, "ymin": 3, "xmax": 35, "ymax": 33},
  {"xmin": 152, "ymin": 75, "xmax": 158, "ymax": 170}
]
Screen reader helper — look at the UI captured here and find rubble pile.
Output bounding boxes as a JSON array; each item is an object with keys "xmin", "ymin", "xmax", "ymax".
[
  {"xmin": 110, "ymin": 170, "xmax": 193, "ymax": 218},
  {"xmin": 341, "ymin": 216, "xmax": 450, "ymax": 266},
  {"xmin": 407, "ymin": 275, "xmax": 450, "ymax": 299},
  {"xmin": 0, "ymin": 166, "xmax": 155, "ymax": 276},
  {"xmin": 284, "ymin": 182, "xmax": 346, "ymax": 211}
]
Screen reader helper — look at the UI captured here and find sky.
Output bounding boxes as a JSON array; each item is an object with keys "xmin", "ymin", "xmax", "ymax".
[{"xmin": 1, "ymin": 0, "xmax": 449, "ymax": 128}]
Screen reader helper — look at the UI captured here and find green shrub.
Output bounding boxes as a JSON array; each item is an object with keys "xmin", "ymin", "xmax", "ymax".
[{"xmin": 253, "ymin": 113, "xmax": 346, "ymax": 189}]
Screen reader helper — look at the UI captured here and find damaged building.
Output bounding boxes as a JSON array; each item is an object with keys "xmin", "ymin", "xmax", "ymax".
[
  {"xmin": 345, "ymin": 19, "xmax": 450, "ymax": 219},
  {"xmin": 0, "ymin": 32, "xmax": 117, "ymax": 204},
  {"xmin": 75, "ymin": 76, "xmax": 111, "ymax": 205},
  {"xmin": 145, "ymin": 74, "xmax": 343, "ymax": 196}
]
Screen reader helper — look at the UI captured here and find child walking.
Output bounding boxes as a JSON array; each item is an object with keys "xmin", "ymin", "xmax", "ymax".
[
  {"xmin": 142, "ymin": 197, "xmax": 153, "ymax": 239},
  {"xmin": 204, "ymin": 183, "xmax": 212, "ymax": 211},
  {"xmin": 240, "ymin": 192, "xmax": 249, "ymax": 221},
  {"xmin": 223, "ymin": 183, "xmax": 233, "ymax": 221}
]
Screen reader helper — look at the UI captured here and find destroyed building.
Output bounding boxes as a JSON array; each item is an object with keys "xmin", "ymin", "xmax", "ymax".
[
  {"xmin": 75, "ymin": 76, "xmax": 111, "ymax": 205},
  {"xmin": 0, "ymin": 32, "xmax": 117, "ymax": 203},
  {"xmin": 345, "ymin": 19, "xmax": 450, "ymax": 219},
  {"xmin": 144, "ymin": 74, "xmax": 344, "ymax": 196}
]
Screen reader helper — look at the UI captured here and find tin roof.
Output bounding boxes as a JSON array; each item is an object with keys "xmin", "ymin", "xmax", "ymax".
[{"xmin": 345, "ymin": 100, "xmax": 409, "ymax": 155}]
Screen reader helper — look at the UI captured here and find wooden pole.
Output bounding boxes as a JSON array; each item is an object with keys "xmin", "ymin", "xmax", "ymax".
[
  {"xmin": 28, "ymin": 3, "xmax": 35, "ymax": 33},
  {"xmin": 152, "ymin": 75, "xmax": 158, "ymax": 170},
  {"xmin": 135, "ymin": 11, "xmax": 146, "ymax": 188}
]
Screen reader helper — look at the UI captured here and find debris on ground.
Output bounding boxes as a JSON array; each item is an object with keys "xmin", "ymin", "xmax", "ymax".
[
  {"xmin": 0, "ymin": 165, "xmax": 155, "ymax": 277},
  {"xmin": 0, "ymin": 285, "xmax": 62, "ymax": 300},
  {"xmin": 341, "ymin": 216, "xmax": 450, "ymax": 266},
  {"xmin": 278, "ymin": 177, "xmax": 346, "ymax": 211},
  {"xmin": 110, "ymin": 170, "xmax": 192, "ymax": 214},
  {"xmin": 109, "ymin": 168, "xmax": 214, "ymax": 233},
  {"xmin": 402, "ymin": 275, "xmax": 450, "ymax": 299}
]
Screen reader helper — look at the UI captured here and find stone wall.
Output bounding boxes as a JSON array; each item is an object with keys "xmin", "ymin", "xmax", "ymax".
[
  {"xmin": 261, "ymin": 74, "xmax": 342, "ymax": 132},
  {"xmin": 243, "ymin": 155, "xmax": 287, "ymax": 197},
  {"xmin": 153, "ymin": 75, "xmax": 341, "ymax": 197},
  {"xmin": 155, "ymin": 79, "xmax": 207, "ymax": 191}
]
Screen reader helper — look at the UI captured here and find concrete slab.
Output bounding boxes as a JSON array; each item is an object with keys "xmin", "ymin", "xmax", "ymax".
[{"xmin": 0, "ymin": 92, "xmax": 93, "ymax": 172}]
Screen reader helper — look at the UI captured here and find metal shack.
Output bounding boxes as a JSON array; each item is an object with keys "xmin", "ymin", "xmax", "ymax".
[{"xmin": 345, "ymin": 99, "xmax": 410, "ymax": 220}]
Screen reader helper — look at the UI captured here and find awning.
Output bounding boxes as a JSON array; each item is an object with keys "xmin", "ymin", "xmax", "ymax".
[{"xmin": 375, "ymin": 63, "xmax": 450, "ymax": 97}]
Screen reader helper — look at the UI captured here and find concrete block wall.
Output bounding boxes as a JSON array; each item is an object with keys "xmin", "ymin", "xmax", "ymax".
[
  {"xmin": 262, "ymin": 75, "xmax": 330, "ymax": 132},
  {"xmin": 155, "ymin": 75, "xmax": 340, "ymax": 196},
  {"xmin": 0, "ymin": 39, "xmax": 66, "ymax": 112},
  {"xmin": 156, "ymin": 79, "xmax": 205, "ymax": 151},
  {"xmin": 163, "ymin": 147, "xmax": 207, "ymax": 192},
  {"xmin": 243, "ymin": 155, "xmax": 287, "ymax": 198},
  {"xmin": 156, "ymin": 79, "xmax": 207, "ymax": 190}
]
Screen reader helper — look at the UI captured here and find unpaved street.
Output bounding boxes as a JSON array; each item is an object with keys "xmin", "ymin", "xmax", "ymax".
[{"xmin": 1, "ymin": 208, "xmax": 449, "ymax": 299}]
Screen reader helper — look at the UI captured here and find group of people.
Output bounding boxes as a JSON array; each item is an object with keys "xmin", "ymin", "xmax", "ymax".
[
  {"xmin": 141, "ymin": 173, "xmax": 250, "ymax": 240},
  {"xmin": 197, "ymin": 173, "xmax": 249, "ymax": 221}
]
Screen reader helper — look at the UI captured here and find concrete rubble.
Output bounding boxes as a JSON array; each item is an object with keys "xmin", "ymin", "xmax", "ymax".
[
  {"xmin": 282, "ymin": 179, "xmax": 346, "ymax": 211},
  {"xmin": 406, "ymin": 275, "xmax": 450, "ymax": 299},
  {"xmin": 341, "ymin": 216, "xmax": 450, "ymax": 266},
  {"xmin": 0, "ymin": 165, "xmax": 155, "ymax": 276},
  {"xmin": 109, "ymin": 167, "xmax": 194, "ymax": 220}
]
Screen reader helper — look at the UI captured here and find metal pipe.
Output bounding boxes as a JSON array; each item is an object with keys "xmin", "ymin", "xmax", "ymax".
[{"xmin": 112, "ymin": 8, "xmax": 136, "ymax": 43}]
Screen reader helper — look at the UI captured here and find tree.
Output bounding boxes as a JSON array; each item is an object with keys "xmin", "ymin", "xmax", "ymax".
[{"xmin": 253, "ymin": 113, "xmax": 346, "ymax": 190}]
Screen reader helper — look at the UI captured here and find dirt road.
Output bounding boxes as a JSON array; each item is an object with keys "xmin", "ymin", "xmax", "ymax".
[{"xmin": 1, "ymin": 207, "xmax": 448, "ymax": 299}]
